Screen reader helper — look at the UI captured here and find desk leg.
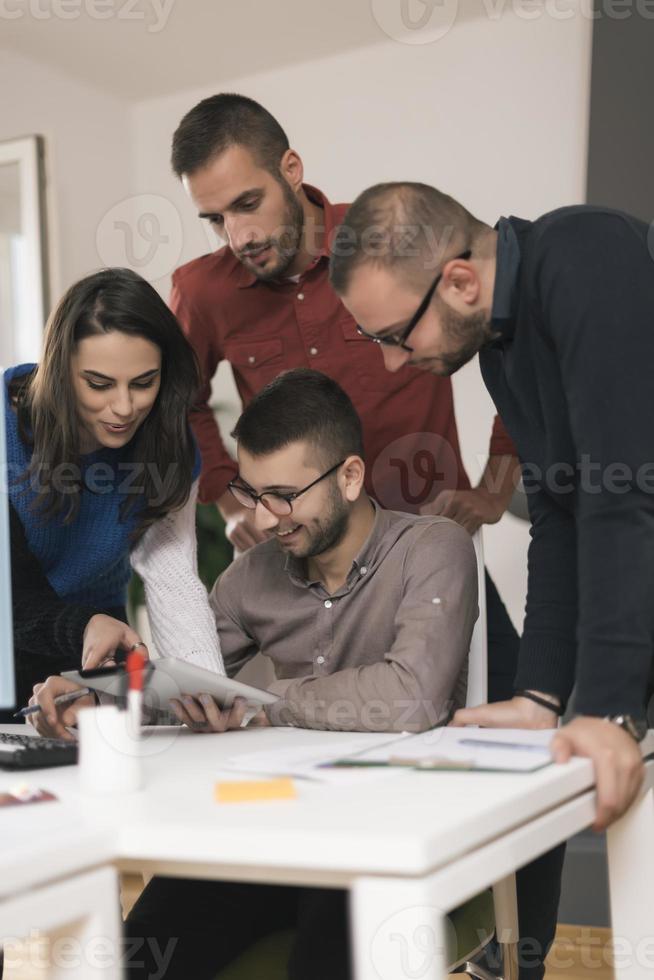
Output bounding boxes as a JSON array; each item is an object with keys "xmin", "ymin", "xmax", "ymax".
[
  {"xmin": 606, "ymin": 786, "xmax": 654, "ymax": 980},
  {"xmin": 1, "ymin": 866, "xmax": 121, "ymax": 979},
  {"xmin": 351, "ymin": 875, "xmax": 449, "ymax": 980}
]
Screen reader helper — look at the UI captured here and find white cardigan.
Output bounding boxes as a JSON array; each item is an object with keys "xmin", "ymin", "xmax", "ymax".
[{"xmin": 130, "ymin": 479, "xmax": 225, "ymax": 676}]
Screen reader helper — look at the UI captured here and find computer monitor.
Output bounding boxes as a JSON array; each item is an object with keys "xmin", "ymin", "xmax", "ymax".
[{"xmin": 0, "ymin": 367, "xmax": 16, "ymax": 708}]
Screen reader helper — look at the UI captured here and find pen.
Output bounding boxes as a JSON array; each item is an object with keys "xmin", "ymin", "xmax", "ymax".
[
  {"xmin": 459, "ymin": 738, "xmax": 552, "ymax": 753},
  {"xmin": 13, "ymin": 687, "xmax": 92, "ymax": 719}
]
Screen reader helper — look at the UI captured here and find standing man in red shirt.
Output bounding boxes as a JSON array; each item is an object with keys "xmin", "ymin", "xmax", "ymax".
[{"xmin": 169, "ymin": 93, "xmax": 521, "ymax": 703}]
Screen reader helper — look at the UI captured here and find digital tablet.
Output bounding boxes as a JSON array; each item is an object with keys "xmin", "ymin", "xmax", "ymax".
[{"xmin": 61, "ymin": 658, "xmax": 279, "ymax": 713}]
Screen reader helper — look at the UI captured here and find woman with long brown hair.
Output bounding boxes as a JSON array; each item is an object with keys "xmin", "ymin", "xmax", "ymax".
[{"xmin": 2, "ymin": 267, "xmax": 223, "ymax": 723}]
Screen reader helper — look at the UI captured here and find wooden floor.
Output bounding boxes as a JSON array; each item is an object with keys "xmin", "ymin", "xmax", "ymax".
[
  {"xmin": 544, "ymin": 925, "xmax": 615, "ymax": 980},
  {"xmin": 3, "ymin": 874, "xmax": 616, "ymax": 979},
  {"xmin": 121, "ymin": 875, "xmax": 617, "ymax": 979}
]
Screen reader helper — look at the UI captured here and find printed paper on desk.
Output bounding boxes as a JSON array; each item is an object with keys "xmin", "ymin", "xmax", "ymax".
[
  {"xmin": 221, "ymin": 733, "xmax": 408, "ymax": 785},
  {"xmin": 332, "ymin": 728, "xmax": 558, "ymax": 773}
]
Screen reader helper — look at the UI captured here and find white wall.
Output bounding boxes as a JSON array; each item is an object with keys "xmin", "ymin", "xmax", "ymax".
[
  {"xmin": 0, "ymin": 49, "xmax": 132, "ymax": 306},
  {"xmin": 0, "ymin": 8, "xmax": 593, "ymax": 630},
  {"xmin": 129, "ymin": 7, "xmax": 593, "ymax": 630}
]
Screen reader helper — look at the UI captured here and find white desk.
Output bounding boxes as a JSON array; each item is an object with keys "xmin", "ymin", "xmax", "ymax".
[{"xmin": 2, "ymin": 723, "xmax": 654, "ymax": 980}]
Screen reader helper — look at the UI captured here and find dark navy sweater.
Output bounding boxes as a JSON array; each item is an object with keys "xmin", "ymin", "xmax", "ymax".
[{"xmin": 481, "ymin": 207, "xmax": 654, "ymax": 718}]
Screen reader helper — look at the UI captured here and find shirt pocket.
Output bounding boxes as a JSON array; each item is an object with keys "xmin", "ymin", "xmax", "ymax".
[
  {"xmin": 224, "ymin": 337, "xmax": 285, "ymax": 397},
  {"xmin": 340, "ymin": 316, "xmax": 402, "ymax": 392}
]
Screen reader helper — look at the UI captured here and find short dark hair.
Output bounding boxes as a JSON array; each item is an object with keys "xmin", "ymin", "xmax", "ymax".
[
  {"xmin": 329, "ymin": 181, "xmax": 487, "ymax": 294},
  {"xmin": 171, "ymin": 93, "xmax": 290, "ymax": 178},
  {"xmin": 232, "ymin": 369, "xmax": 364, "ymax": 466}
]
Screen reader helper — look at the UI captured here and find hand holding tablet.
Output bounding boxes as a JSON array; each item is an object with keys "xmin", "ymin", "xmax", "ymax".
[{"xmin": 61, "ymin": 657, "xmax": 279, "ymax": 723}]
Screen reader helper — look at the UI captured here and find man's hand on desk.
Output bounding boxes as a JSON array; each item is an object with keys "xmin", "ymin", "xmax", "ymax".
[
  {"xmin": 450, "ymin": 693, "xmax": 559, "ymax": 730},
  {"xmin": 451, "ymin": 697, "xmax": 646, "ymax": 830},
  {"xmin": 217, "ymin": 491, "xmax": 267, "ymax": 553},
  {"xmin": 421, "ymin": 486, "xmax": 506, "ymax": 535},
  {"xmin": 169, "ymin": 694, "xmax": 270, "ymax": 733},
  {"xmin": 550, "ymin": 717, "xmax": 644, "ymax": 832},
  {"xmin": 27, "ymin": 676, "xmax": 94, "ymax": 739}
]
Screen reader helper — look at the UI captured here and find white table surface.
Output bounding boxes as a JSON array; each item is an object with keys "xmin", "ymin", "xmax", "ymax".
[
  {"xmin": 3, "ymin": 723, "xmax": 654, "ymax": 980},
  {"xmin": 3, "ymin": 723, "xmax": 645, "ymax": 889}
]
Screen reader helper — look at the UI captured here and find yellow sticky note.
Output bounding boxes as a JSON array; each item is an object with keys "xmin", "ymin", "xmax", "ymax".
[{"xmin": 215, "ymin": 777, "xmax": 297, "ymax": 803}]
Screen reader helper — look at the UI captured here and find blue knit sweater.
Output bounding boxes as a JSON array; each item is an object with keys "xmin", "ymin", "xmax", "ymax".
[{"xmin": 4, "ymin": 364, "xmax": 199, "ymax": 609}]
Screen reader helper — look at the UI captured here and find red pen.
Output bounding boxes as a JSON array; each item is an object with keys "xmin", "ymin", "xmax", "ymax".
[{"xmin": 126, "ymin": 649, "xmax": 146, "ymax": 738}]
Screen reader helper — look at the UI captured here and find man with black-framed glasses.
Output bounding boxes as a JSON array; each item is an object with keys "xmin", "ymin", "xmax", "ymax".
[
  {"xmin": 330, "ymin": 181, "xmax": 648, "ymax": 808},
  {"xmin": 227, "ymin": 457, "xmax": 346, "ymax": 517},
  {"xmin": 356, "ymin": 249, "xmax": 473, "ymax": 354},
  {"xmin": 125, "ymin": 368, "xmax": 478, "ymax": 980},
  {"xmin": 330, "ymin": 181, "xmax": 653, "ymax": 980},
  {"xmin": 167, "ymin": 367, "xmax": 477, "ymax": 736}
]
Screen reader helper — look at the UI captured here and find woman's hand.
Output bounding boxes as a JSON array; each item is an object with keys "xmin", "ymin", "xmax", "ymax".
[
  {"xmin": 82, "ymin": 614, "xmax": 149, "ymax": 669},
  {"xmin": 28, "ymin": 676, "xmax": 95, "ymax": 739}
]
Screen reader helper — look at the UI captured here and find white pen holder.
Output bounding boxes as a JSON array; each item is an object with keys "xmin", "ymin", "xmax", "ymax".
[{"xmin": 77, "ymin": 704, "xmax": 143, "ymax": 795}]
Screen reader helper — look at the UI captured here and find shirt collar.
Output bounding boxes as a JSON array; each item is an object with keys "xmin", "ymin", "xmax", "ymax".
[
  {"xmin": 490, "ymin": 216, "xmax": 521, "ymax": 340},
  {"xmin": 236, "ymin": 183, "xmax": 335, "ymax": 290},
  {"xmin": 284, "ymin": 499, "xmax": 391, "ymax": 591}
]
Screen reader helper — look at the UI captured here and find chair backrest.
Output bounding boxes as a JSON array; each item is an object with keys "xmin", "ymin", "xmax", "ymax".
[{"xmin": 466, "ymin": 529, "xmax": 487, "ymax": 708}]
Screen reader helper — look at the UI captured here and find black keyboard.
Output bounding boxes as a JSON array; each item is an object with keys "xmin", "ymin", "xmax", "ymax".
[{"xmin": 0, "ymin": 731, "xmax": 78, "ymax": 769}]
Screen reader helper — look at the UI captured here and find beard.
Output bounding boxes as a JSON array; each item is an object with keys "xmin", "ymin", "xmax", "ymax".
[
  {"xmin": 287, "ymin": 483, "xmax": 350, "ymax": 560},
  {"xmin": 237, "ymin": 179, "xmax": 304, "ymax": 282},
  {"xmin": 427, "ymin": 296, "xmax": 497, "ymax": 376}
]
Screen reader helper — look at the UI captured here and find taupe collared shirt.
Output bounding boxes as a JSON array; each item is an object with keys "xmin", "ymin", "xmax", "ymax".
[{"xmin": 210, "ymin": 503, "xmax": 478, "ymax": 732}]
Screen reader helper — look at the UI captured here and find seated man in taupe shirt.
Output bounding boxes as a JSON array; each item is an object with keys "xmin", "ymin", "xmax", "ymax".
[
  {"xmin": 170, "ymin": 366, "xmax": 478, "ymax": 735},
  {"xmin": 125, "ymin": 369, "xmax": 479, "ymax": 980}
]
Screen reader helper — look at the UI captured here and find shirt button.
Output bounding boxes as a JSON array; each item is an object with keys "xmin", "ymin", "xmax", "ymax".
[
  {"xmin": 316, "ymin": 655, "xmax": 325, "ymax": 665},
  {"xmin": 248, "ymin": 355, "xmax": 256, "ymax": 364},
  {"xmin": 309, "ymin": 347, "xmax": 318, "ymax": 356},
  {"xmin": 297, "ymin": 292, "xmax": 305, "ymax": 301},
  {"xmin": 324, "ymin": 600, "xmax": 333, "ymax": 609},
  {"xmin": 360, "ymin": 566, "xmax": 368, "ymax": 575}
]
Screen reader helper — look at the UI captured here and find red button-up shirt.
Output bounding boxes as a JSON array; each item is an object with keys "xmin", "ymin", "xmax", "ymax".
[{"xmin": 170, "ymin": 185, "xmax": 516, "ymax": 513}]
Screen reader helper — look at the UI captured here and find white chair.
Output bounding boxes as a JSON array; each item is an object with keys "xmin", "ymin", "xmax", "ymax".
[
  {"xmin": 457, "ymin": 530, "xmax": 519, "ymax": 980},
  {"xmin": 467, "ymin": 529, "xmax": 489, "ymax": 709}
]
